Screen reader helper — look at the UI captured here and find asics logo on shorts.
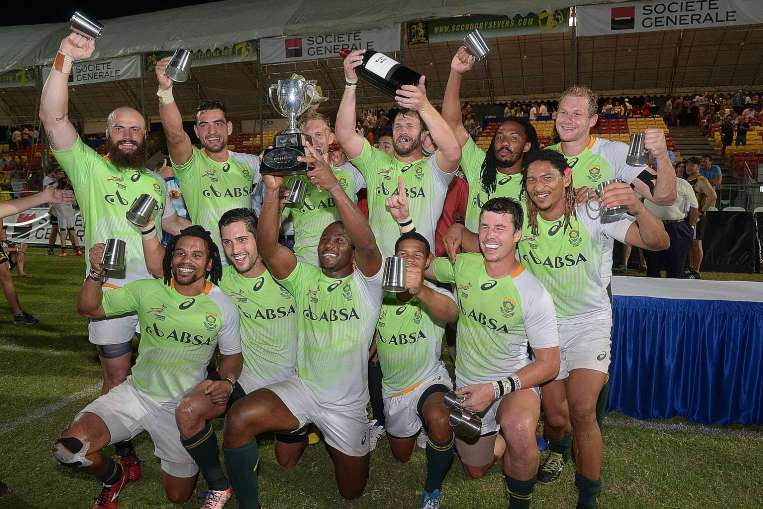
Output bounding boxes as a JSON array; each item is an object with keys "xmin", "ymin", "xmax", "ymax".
[{"xmin": 596, "ymin": 352, "xmax": 607, "ymax": 361}]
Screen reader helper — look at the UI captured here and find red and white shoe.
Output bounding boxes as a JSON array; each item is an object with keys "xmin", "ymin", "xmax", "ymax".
[
  {"xmin": 92, "ymin": 465, "xmax": 128, "ymax": 509},
  {"xmin": 118, "ymin": 451, "xmax": 142, "ymax": 482},
  {"xmin": 201, "ymin": 487, "xmax": 233, "ymax": 509}
]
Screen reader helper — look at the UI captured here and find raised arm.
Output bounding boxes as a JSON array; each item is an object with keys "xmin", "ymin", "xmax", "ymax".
[
  {"xmin": 697, "ymin": 177, "xmax": 717, "ymax": 210},
  {"xmin": 155, "ymin": 57, "xmax": 194, "ymax": 165},
  {"xmin": 633, "ymin": 129, "xmax": 677, "ymax": 205},
  {"xmin": 77, "ymin": 244, "xmax": 107, "ymax": 319},
  {"xmin": 441, "ymin": 47, "xmax": 476, "ymax": 147},
  {"xmin": 39, "ymin": 34, "xmax": 95, "ymax": 150},
  {"xmin": 304, "ymin": 146, "xmax": 382, "ymax": 276},
  {"xmin": 0, "ymin": 187, "xmax": 72, "ymax": 220},
  {"xmin": 256, "ymin": 176, "xmax": 298, "ymax": 280},
  {"xmin": 335, "ymin": 50, "xmax": 367, "ymax": 160},
  {"xmin": 141, "ymin": 230, "xmax": 166, "ymax": 278},
  {"xmin": 406, "ymin": 266, "xmax": 458, "ymax": 324},
  {"xmin": 395, "ymin": 77, "xmax": 461, "ymax": 172}
]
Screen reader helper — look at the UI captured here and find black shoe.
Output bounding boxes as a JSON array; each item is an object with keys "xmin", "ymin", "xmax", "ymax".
[
  {"xmin": 14, "ymin": 312, "xmax": 38, "ymax": 325},
  {"xmin": 688, "ymin": 270, "xmax": 702, "ymax": 280},
  {"xmin": 613, "ymin": 264, "xmax": 626, "ymax": 275},
  {"xmin": 536, "ymin": 451, "xmax": 565, "ymax": 484}
]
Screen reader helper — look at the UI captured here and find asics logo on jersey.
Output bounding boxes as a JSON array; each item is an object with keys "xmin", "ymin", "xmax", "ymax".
[
  {"xmin": 129, "ymin": 171, "xmax": 142, "ymax": 182},
  {"xmin": 179, "ymin": 298, "xmax": 196, "ymax": 310},
  {"xmin": 548, "ymin": 221, "xmax": 564, "ymax": 237},
  {"xmin": 104, "ymin": 191, "xmax": 129, "ymax": 206},
  {"xmin": 567, "ymin": 157, "xmax": 579, "ymax": 168},
  {"xmin": 480, "ymin": 280, "xmax": 497, "ymax": 291},
  {"xmin": 253, "ymin": 277, "xmax": 265, "ymax": 292},
  {"xmin": 498, "ymin": 176, "xmax": 512, "ymax": 185},
  {"xmin": 222, "ymin": 162, "xmax": 230, "ymax": 172},
  {"xmin": 327, "ymin": 280, "xmax": 342, "ymax": 292}
]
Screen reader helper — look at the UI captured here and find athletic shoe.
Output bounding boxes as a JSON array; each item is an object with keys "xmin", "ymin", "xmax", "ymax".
[
  {"xmin": 118, "ymin": 451, "xmax": 142, "ymax": 482},
  {"xmin": 60, "ymin": 250, "xmax": 68, "ymax": 256},
  {"xmin": 201, "ymin": 487, "xmax": 232, "ymax": 509},
  {"xmin": 13, "ymin": 312, "xmax": 38, "ymax": 325},
  {"xmin": 368, "ymin": 419, "xmax": 386, "ymax": 451},
  {"xmin": 421, "ymin": 489, "xmax": 442, "ymax": 509},
  {"xmin": 416, "ymin": 430, "xmax": 428, "ymax": 449},
  {"xmin": 536, "ymin": 451, "xmax": 565, "ymax": 484},
  {"xmin": 92, "ymin": 466, "xmax": 128, "ymax": 509},
  {"xmin": 74, "ymin": 249, "xmax": 84, "ymax": 256}
]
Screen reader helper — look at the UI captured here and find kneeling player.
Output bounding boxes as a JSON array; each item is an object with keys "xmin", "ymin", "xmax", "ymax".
[
  {"xmin": 375, "ymin": 231, "xmax": 459, "ymax": 508},
  {"xmin": 430, "ymin": 198, "xmax": 560, "ymax": 508},
  {"xmin": 54, "ymin": 227, "xmax": 241, "ymax": 509},
  {"xmin": 223, "ymin": 147, "xmax": 383, "ymax": 508}
]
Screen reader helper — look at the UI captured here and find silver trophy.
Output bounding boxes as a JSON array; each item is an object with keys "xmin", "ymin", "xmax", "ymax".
[
  {"xmin": 165, "ymin": 48, "xmax": 191, "ymax": 83},
  {"xmin": 443, "ymin": 391, "xmax": 482, "ymax": 440},
  {"xmin": 70, "ymin": 11, "xmax": 103, "ymax": 39},
  {"xmin": 626, "ymin": 132, "xmax": 649, "ymax": 167},
  {"xmin": 261, "ymin": 78, "xmax": 319, "ymax": 175},
  {"xmin": 101, "ymin": 239, "xmax": 126, "ymax": 273},
  {"xmin": 585, "ymin": 179, "xmax": 630, "ymax": 224},
  {"xmin": 382, "ymin": 256, "xmax": 407, "ymax": 293},
  {"xmin": 464, "ymin": 29, "xmax": 490, "ymax": 61},
  {"xmin": 284, "ymin": 179, "xmax": 307, "ymax": 206},
  {"xmin": 126, "ymin": 194, "xmax": 157, "ymax": 228}
]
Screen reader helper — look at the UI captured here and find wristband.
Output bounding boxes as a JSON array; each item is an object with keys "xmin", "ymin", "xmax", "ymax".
[
  {"xmin": 345, "ymin": 77, "xmax": 358, "ymax": 85},
  {"xmin": 156, "ymin": 87, "xmax": 174, "ymax": 105},
  {"xmin": 141, "ymin": 225, "xmax": 156, "ymax": 239},
  {"xmin": 397, "ymin": 216, "xmax": 413, "ymax": 227},
  {"xmin": 224, "ymin": 376, "xmax": 236, "ymax": 390},
  {"xmin": 87, "ymin": 269, "xmax": 106, "ymax": 283},
  {"xmin": 54, "ymin": 52, "xmax": 73, "ymax": 74},
  {"xmin": 399, "ymin": 223, "xmax": 416, "ymax": 234},
  {"xmin": 345, "ymin": 83, "xmax": 357, "ymax": 89}
]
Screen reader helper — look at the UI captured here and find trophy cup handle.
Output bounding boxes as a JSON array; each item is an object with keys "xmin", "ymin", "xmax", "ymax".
[
  {"xmin": 298, "ymin": 82, "xmax": 318, "ymax": 116},
  {"xmin": 268, "ymin": 84, "xmax": 286, "ymax": 117}
]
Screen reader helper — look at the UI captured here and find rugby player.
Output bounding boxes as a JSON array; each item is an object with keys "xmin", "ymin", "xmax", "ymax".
[
  {"xmin": 441, "ymin": 46, "xmax": 539, "ymax": 249},
  {"xmin": 223, "ymin": 145, "xmax": 383, "ymax": 508},
  {"xmin": 336, "ymin": 49, "xmax": 461, "ymax": 257},
  {"xmin": 155, "ymin": 58, "xmax": 261, "ymax": 256},
  {"xmin": 374, "ymin": 216, "xmax": 459, "ymax": 507},
  {"xmin": 282, "ymin": 112, "xmax": 365, "ymax": 266},
  {"xmin": 430, "ymin": 197, "xmax": 561, "ymax": 509},
  {"xmin": 55, "ymin": 227, "xmax": 241, "ymax": 509},
  {"xmin": 518, "ymin": 150, "xmax": 668, "ymax": 508},
  {"xmin": 40, "ymin": 32, "xmax": 189, "ymax": 476},
  {"xmin": 140, "ymin": 208, "xmax": 301, "ymax": 508}
]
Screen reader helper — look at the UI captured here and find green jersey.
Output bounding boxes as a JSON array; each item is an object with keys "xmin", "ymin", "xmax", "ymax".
[
  {"xmin": 219, "ymin": 265, "xmax": 298, "ymax": 393},
  {"xmin": 52, "ymin": 137, "xmax": 170, "ymax": 283},
  {"xmin": 284, "ymin": 162, "xmax": 366, "ymax": 265},
  {"xmin": 518, "ymin": 204, "xmax": 633, "ymax": 323},
  {"xmin": 351, "ymin": 140, "xmax": 453, "ymax": 257},
  {"xmin": 432, "ymin": 253, "xmax": 558, "ymax": 386},
  {"xmin": 278, "ymin": 262, "xmax": 383, "ymax": 408},
  {"xmin": 172, "ymin": 148, "xmax": 260, "ymax": 256},
  {"xmin": 460, "ymin": 137, "xmax": 523, "ymax": 232},
  {"xmin": 102, "ymin": 278, "xmax": 241, "ymax": 402},
  {"xmin": 548, "ymin": 137, "xmax": 642, "ymax": 283},
  {"xmin": 375, "ymin": 282, "xmax": 455, "ymax": 393}
]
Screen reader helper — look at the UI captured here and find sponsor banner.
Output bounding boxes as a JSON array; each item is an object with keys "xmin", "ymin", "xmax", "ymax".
[
  {"xmin": 0, "ymin": 68, "xmax": 35, "ymax": 89},
  {"xmin": 577, "ymin": 0, "xmax": 763, "ymax": 36},
  {"xmin": 2, "ymin": 207, "xmax": 84, "ymax": 247},
  {"xmin": 406, "ymin": 11, "xmax": 569, "ymax": 45},
  {"xmin": 43, "ymin": 54, "xmax": 142, "ymax": 85},
  {"xmin": 144, "ymin": 40, "xmax": 257, "ymax": 71},
  {"xmin": 260, "ymin": 26, "xmax": 400, "ymax": 64}
]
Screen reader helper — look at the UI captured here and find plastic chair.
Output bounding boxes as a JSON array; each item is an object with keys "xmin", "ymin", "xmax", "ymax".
[{"xmin": 722, "ymin": 206, "xmax": 746, "ymax": 212}]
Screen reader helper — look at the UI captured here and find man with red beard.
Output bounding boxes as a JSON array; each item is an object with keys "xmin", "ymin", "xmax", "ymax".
[
  {"xmin": 40, "ymin": 32, "xmax": 187, "ymax": 483},
  {"xmin": 336, "ymin": 50, "xmax": 461, "ymax": 258},
  {"xmin": 155, "ymin": 58, "xmax": 261, "ymax": 258}
]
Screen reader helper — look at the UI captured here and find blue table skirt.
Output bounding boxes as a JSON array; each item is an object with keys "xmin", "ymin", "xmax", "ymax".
[{"xmin": 609, "ymin": 295, "xmax": 763, "ymax": 425}]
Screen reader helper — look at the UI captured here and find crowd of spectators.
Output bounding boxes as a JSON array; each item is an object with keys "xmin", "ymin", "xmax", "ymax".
[{"xmin": 1, "ymin": 125, "xmax": 39, "ymax": 152}]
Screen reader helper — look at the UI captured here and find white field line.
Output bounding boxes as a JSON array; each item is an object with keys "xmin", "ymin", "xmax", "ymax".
[
  {"xmin": 0, "ymin": 382, "xmax": 101, "ymax": 435},
  {"xmin": 604, "ymin": 414, "xmax": 763, "ymax": 440},
  {"xmin": 0, "ymin": 344, "xmax": 73, "ymax": 356}
]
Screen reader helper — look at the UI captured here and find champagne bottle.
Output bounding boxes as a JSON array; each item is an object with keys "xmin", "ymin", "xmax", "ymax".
[{"xmin": 340, "ymin": 48, "xmax": 422, "ymax": 96}]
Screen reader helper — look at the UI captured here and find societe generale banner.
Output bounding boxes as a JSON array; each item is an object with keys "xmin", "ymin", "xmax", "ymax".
[{"xmin": 259, "ymin": 26, "xmax": 400, "ymax": 64}]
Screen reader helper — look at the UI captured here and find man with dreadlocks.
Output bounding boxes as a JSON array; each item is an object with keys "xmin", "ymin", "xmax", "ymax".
[
  {"xmin": 55, "ymin": 226, "xmax": 241, "ymax": 509},
  {"xmin": 517, "ymin": 150, "xmax": 668, "ymax": 509}
]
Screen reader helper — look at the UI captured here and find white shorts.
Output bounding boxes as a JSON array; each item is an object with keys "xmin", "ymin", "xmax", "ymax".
[
  {"xmin": 237, "ymin": 366, "xmax": 294, "ymax": 395},
  {"xmin": 556, "ymin": 319, "xmax": 612, "ymax": 380},
  {"xmin": 88, "ymin": 312, "xmax": 139, "ymax": 346},
  {"xmin": 267, "ymin": 376, "xmax": 369, "ymax": 457},
  {"xmin": 383, "ymin": 363, "xmax": 453, "ymax": 439},
  {"xmin": 57, "ymin": 211, "xmax": 78, "ymax": 230},
  {"xmin": 79, "ymin": 379, "xmax": 198, "ymax": 478}
]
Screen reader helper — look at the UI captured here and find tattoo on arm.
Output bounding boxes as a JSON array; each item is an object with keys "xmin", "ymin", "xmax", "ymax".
[{"xmin": 46, "ymin": 129, "xmax": 57, "ymax": 150}]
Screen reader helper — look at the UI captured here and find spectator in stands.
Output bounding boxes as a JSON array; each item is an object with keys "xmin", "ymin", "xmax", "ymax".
[
  {"xmin": 700, "ymin": 155, "xmax": 722, "ymax": 192},
  {"xmin": 31, "ymin": 127, "xmax": 39, "ymax": 143},
  {"xmin": 503, "ymin": 102, "xmax": 512, "ymax": 118},
  {"xmin": 50, "ymin": 176, "xmax": 82, "ymax": 256},
  {"xmin": 643, "ymin": 161, "xmax": 698, "ymax": 278},
  {"xmin": 601, "ymin": 99, "xmax": 613, "ymax": 115},
  {"xmin": 612, "ymin": 100, "xmax": 624, "ymax": 117},
  {"xmin": 624, "ymin": 98, "xmax": 633, "ymax": 116},
  {"xmin": 10, "ymin": 128, "xmax": 21, "ymax": 151},
  {"xmin": 42, "ymin": 167, "xmax": 60, "ymax": 255},
  {"xmin": 642, "ymin": 98, "xmax": 653, "ymax": 117},
  {"xmin": 8, "ymin": 161, "xmax": 25, "ymax": 198},
  {"xmin": 20, "ymin": 127, "xmax": 31, "ymax": 149},
  {"xmin": 685, "ymin": 157, "xmax": 716, "ymax": 279},
  {"xmin": 539, "ymin": 101, "xmax": 549, "ymax": 118},
  {"xmin": 735, "ymin": 117, "xmax": 748, "ymax": 145},
  {"xmin": 721, "ymin": 117, "xmax": 735, "ymax": 154},
  {"xmin": 529, "ymin": 102, "xmax": 539, "ymax": 120}
]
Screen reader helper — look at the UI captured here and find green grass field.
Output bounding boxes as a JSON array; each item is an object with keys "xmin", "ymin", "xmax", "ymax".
[{"xmin": 0, "ymin": 249, "xmax": 761, "ymax": 508}]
